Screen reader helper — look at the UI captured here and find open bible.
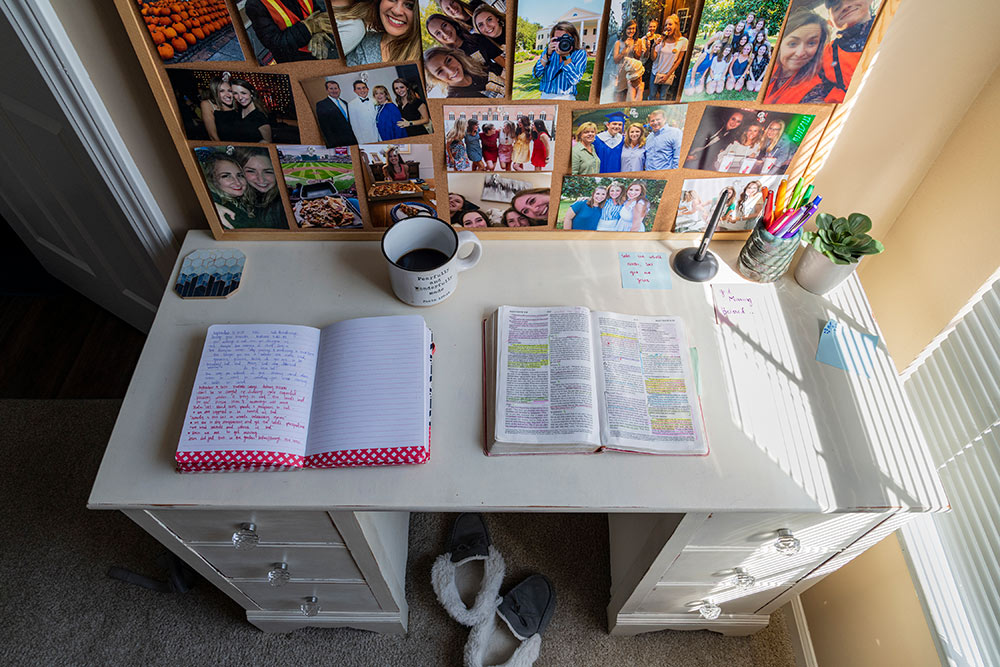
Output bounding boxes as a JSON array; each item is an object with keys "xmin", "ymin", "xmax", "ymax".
[
  {"xmin": 484, "ymin": 306, "xmax": 706, "ymax": 456},
  {"xmin": 175, "ymin": 316, "xmax": 433, "ymax": 472}
]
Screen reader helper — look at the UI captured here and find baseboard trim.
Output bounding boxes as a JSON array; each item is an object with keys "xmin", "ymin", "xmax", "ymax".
[{"xmin": 784, "ymin": 597, "xmax": 819, "ymax": 667}]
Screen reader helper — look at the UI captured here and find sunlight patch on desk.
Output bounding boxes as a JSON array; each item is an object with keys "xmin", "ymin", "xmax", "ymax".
[
  {"xmin": 714, "ymin": 284, "xmax": 835, "ymax": 509},
  {"xmin": 824, "ymin": 280, "xmax": 943, "ymax": 509}
]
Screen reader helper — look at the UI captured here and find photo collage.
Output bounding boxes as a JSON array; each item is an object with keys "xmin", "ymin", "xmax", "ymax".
[{"xmin": 132, "ymin": 0, "xmax": 874, "ymax": 235}]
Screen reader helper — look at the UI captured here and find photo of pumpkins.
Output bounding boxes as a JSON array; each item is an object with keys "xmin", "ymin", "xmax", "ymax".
[{"xmin": 137, "ymin": 0, "xmax": 245, "ymax": 64}]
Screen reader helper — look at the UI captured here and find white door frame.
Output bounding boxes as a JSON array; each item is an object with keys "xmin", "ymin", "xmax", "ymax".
[{"xmin": 0, "ymin": 0, "xmax": 178, "ymax": 280}]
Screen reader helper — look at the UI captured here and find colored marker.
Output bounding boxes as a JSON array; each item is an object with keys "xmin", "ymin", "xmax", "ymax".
[
  {"xmin": 799, "ymin": 184, "xmax": 814, "ymax": 209},
  {"xmin": 769, "ymin": 208, "xmax": 798, "ymax": 235},
  {"xmin": 774, "ymin": 180, "xmax": 788, "ymax": 218},
  {"xmin": 787, "ymin": 178, "xmax": 804, "ymax": 214},
  {"xmin": 763, "ymin": 190, "xmax": 775, "ymax": 226},
  {"xmin": 784, "ymin": 196, "xmax": 823, "ymax": 237}
]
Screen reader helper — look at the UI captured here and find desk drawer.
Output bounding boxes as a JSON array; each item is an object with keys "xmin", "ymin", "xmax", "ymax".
[
  {"xmin": 241, "ymin": 581, "xmax": 381, "ymax": 612},
  {"xmin": 151, "ymin": 510, "xmax": 344, "ymax": 544},
  {"xmin": 195, "ymin": 544, "xmax": 363, "ymax": 580},
  {"xmin": 691, "ymin": 512, "xmax": 883, "ymax": 552},
  {"xmin": 660, "ymin": 547, "xmax": 831, "ymax": 586},
  {"xmin": 638, "ymin": 582, "xmax": 789, "ymax": 615}
]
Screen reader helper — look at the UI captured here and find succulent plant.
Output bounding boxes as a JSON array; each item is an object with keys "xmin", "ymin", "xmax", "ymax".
[{"xmin": 803, "ymin": 212, "xmax": 884, "ymax": 265}]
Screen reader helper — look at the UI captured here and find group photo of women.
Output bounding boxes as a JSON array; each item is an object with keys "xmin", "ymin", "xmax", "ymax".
[
  {"xmin": 196, "ymin": 146, "xmax": 288, "ymax": 230},
  {"xmin": 558, "ymin": 175, "xmax": 665, "ymax": 232},
  {"xmin": 446, "ymin": 188, "xmax": 548, "ymax": 228},
  {"xmin": 570, "ymin": 106, "xmax": 686, "ymax": 175},
  {"xmin": 684, "ymin": 105, "xmax": 814, "ymax": 175},
  {"xmin": 763, "ymin": 0, "xmax": 881, "ymax": 105},
  {"xmin": 681, "ymin": 1, "xmax": 787, "ymax": 102},
  {"xmin": 170, "ymin": 69, "xmax": 301, "ymax": 144},
  {"xmin": 444, "ymin": 111, "xmax": 554, "ymax": 172},
  {"xmin": 600, "ymin": 0, "xmax": 695, "ymax": 104},
  {"xmin": 421, "ymin": 0, "xmax": 506, "ymax": 98},
  {"xmin": 334, "ymin": 0, "xmax": 423, "ymax": 67},
  {"xmin": 673, "ymin": 174, "xmax": 783, "ymax": 232}
]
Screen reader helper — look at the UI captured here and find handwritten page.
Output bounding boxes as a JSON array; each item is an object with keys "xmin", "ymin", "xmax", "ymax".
[
  {"xmin": 619, "ymin": 252, "xmax": 672, "ymax": 290},
  {"xmin": 305, "ymin": 316, "xmax": 429, "ymax": 455},
  {"xmin": 713, "ymin": 284, "xmax": 764, "ymax": 326},
  {"xmin": 817, "ymin": 320, "xmax": 879, "ymax": 378},
  {"xmin": 177, "ymin": 325, "xmax": 321, "ymax": 455}
]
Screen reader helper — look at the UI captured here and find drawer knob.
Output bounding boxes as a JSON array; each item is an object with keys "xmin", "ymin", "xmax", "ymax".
[
  {"xmin": 268, "ymin": 563, "xmax": 291, "ymax": 587},
  {"xmin": 697, "ymin": 600, "xmax": 722, "ymax": 620},
  {"xmin": 232, "ymin": 523, "xmax": 260, "ymax": 550},
  {"xmin": 774, "ymin": 528, "xmax": 801, "ymax": 555},
  {"xmin": 732, "ymin": 568, "xmax": 756, "ymax": 590},
  {"xmin": 301, "ymin": 596, "xmax": 320, "ymax": 617}
]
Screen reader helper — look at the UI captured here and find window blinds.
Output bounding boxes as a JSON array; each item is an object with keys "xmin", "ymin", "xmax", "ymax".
[{"xmin": 901, "ymin": 278, "xmax": 1000, "ymax": 667}]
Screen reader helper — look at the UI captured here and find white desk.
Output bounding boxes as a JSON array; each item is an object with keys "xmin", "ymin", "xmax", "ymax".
[{"xmin": 89, "ymin": 230, "xmax": 947, "ymax": 635}]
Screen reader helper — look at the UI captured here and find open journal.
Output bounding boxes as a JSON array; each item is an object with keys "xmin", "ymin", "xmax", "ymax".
[
  {"xmin": 484, "ymin": 306, "xmax": 707, "ymax": 456},
  {"xmin": 175, "ymin": 316, "xmax": 433, "ymax": 472}
]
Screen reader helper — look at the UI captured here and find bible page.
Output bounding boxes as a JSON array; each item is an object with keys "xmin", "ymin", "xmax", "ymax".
[
  {"xmin": 305, "ymin": 316, "xmax": 430, "ymax": 456},
  {"xmin": 592, "ymin": 312, "xmax": 706, "ymax": 454},
  {"xmin": 177, "ymin": 324, "xmax": 321, "ymax": 456},
  {"xmin": 494, "ymin": 306, "xmax": 601, "ymax": 447}
]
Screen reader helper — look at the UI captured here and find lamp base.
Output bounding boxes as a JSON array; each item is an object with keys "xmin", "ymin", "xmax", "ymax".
[{"xmin": 672, "ymin": 247, "xmax": 719, "ymax": 282}]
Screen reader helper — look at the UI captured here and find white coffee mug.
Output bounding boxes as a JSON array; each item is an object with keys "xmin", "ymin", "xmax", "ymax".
[{"xmin": 380, "ymin": 216, "xmax": 483, "ymax": 306}]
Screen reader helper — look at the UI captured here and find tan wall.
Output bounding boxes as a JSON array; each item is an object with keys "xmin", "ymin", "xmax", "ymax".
[
  {"xmin": 48, "ymin": 0, "xmax": 204, "ymax": 237},
  {"xmin": 811, "ymin": 0, "xmax": 1000, "ymax": 241},
  {"xmin": 800, "ymin": 6, "xmax": 1000, "ymax": 666},
  {"xmin": 801, "ymin": 536, "xmax": 940, "ymax": 667},
  {"xmin": 860, "ymin": 62, "xmax": 1000, "ymax": 371}
]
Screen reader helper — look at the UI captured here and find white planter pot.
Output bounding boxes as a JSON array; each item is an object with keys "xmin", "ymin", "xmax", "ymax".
[{"xmin": 794, "ymin": 244, "xmax": 859, "ymax": 295}]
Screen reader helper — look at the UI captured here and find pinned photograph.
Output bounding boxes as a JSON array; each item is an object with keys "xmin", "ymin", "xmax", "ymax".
[
  {"xmin": 443, "ymin": 105, "xmax": 557, "ymax": 172},
  {"xmin": 421, "ymin": 0, "xmax": 507, "ymax": 98},
  {"xmin": 194, "ymin": 145, "xmax": 290, "ymax": 230},
  {"xmin": 447, "ymin": 172, "xmax": 552, "ymax": 227},
  {"xmin": 358, "ymin": 143, "xmax": 437, "ymax": 227},
  {"xmin": 138, "ymin": 0, "xmax": 244, "ymax": 64},
  {"xmin": 301, "ymin": 65, "xmax": 431, "ymax": 148},
  {"xmin": 674, "ymin": 174, "xmax": 785, "ymax": 232},
  {"xmin": 763, "ymin": 0, "xmax": 882, "ymax": 104},
  {"xmin": 570, "ymin": 105, "xmax": 687, "ymax": 174},
  {"xmin": 600, "ymin": 0, "xmax": 702, "ymax": 103},
  {"xmin": 276, "ymin": 145, "xmax": 363, "ymax": 229},
  {"xmin": 242, "ymin": 0, "xmax": 338, "ymax": 64},
  {"xmin": 681, "ymin": 0, "xmax": 789, "ymax": 102},
  {"xmin": 167, "ymin": 70, "xmax": 300, "ymax": 143},
  {"xmin": 512, "ymin": 4, "xmax": 604, "ymax": 100},
  {"xmin": 684, "ymin": 106, "xmax": 814, "ymax": 174},
  {"xmin": 334, "ymin": 0, "xmax": 423, "ymax": 67},
  {"xmin": 558, "ymin": 175, "xmax": 666, "ymax": 232}
]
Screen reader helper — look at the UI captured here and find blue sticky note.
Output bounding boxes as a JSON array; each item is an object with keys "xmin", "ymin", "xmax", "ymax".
[
  {"xmin": 619, "ymin": 252, "xmax": 672, "ymax": 290},
  {"xmin": 816, "ymin": 320, "xmax": 879, "ymax": 378}
]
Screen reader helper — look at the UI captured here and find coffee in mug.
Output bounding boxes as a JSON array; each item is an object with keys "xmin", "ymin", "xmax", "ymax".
[{"xmin": 381, "ymin": 216, "xmax": 483, "ymax": 306}]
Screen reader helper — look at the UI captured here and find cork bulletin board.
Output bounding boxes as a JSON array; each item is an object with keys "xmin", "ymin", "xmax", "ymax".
[{"xmin": 113, "ymin": 0, "xmax": 891, "ymax": 240}]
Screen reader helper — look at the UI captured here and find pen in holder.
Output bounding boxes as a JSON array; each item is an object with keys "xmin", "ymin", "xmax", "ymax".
[{"xmin": 738, "ymin": 220, "xmax": 803, "ymax": 283}]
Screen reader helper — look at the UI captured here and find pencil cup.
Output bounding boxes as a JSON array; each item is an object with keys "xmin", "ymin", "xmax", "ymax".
[{"xmin": 737, "ymin": 221, "xmax": 802, "ymax": 283}]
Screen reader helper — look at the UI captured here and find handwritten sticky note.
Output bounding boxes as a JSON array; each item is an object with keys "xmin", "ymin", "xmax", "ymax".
[
  {"xmin": 713, "ymin": 284, "xmax": 763, "ymax": 326},
  {"xmin": 816, "ymin": 320, "xmax": 879, "ymax": 378},
  {"xmin": 619, "ymin": 252, "xmax": 672, "ymax": 290}
]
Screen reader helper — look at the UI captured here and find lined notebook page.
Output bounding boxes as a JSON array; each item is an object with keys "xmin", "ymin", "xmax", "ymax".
[
  {"xmin": 177, "ymin": 324, "xmax": 321, "ymax": 454},
  {"xmin": 305, "ymin": 316, "xmax": 428, "ymax": 455}
]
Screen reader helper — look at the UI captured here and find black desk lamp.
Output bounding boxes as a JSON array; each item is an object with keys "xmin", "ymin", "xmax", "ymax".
[{"xmin": 672, "ymin": 189, "xmax": 732, "ymax": 282}]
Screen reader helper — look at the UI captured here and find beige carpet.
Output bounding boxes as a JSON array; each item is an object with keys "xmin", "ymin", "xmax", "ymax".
[{"xmin": 0, "ymin": 399, "xmax": 795, "ymax": 666}]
